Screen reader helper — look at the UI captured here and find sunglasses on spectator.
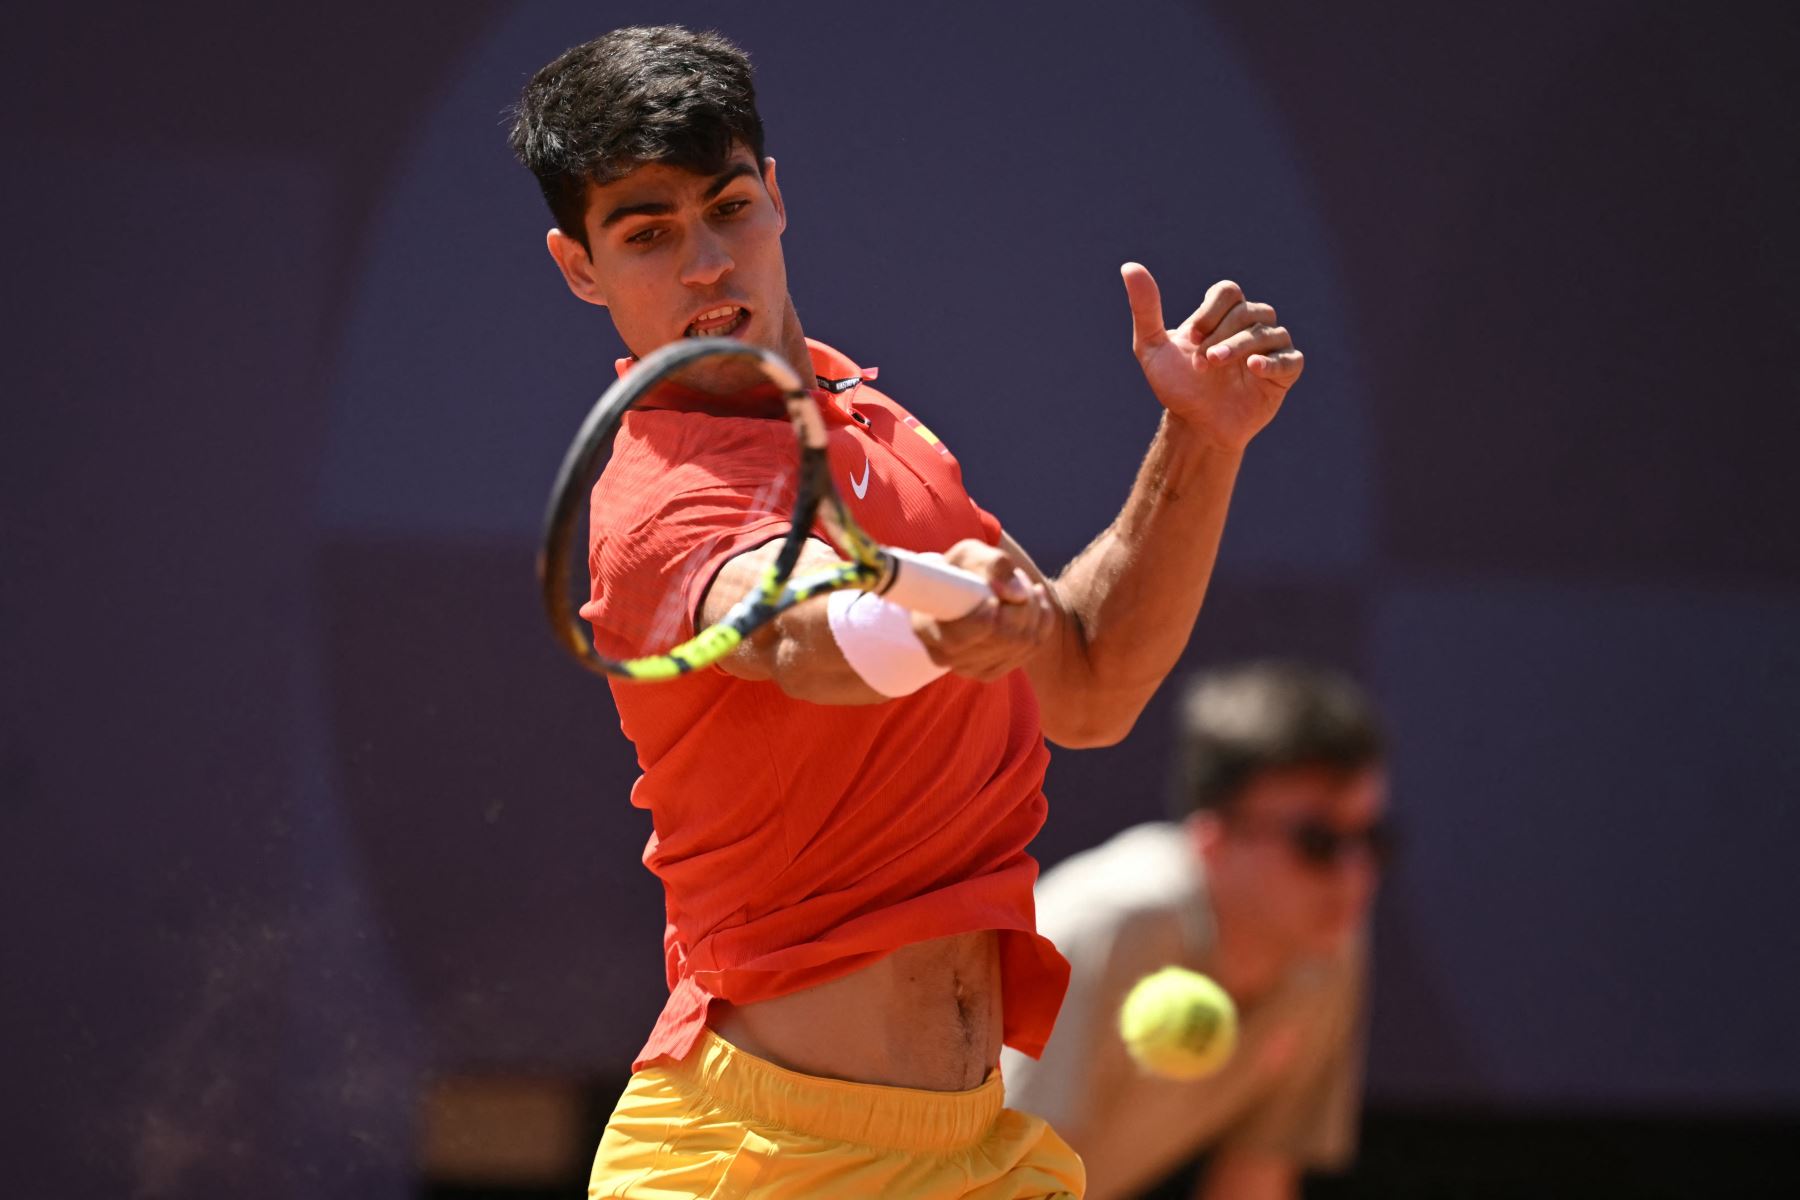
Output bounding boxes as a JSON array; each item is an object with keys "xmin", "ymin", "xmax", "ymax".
[{"xmin": 1227, "ymin": 817, "xmax": 1395, "ymax": 869}]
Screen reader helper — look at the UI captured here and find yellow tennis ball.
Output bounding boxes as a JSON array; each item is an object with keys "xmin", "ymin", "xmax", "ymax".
[{"xmin": 1117, "ymin": 966, "xmax": 1239, "ymax": 1080}]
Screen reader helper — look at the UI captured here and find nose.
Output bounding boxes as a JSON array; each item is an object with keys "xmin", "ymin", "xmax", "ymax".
[{"xmin": 680, "ymin": 226, "xmax": 734, "ymax": 288}]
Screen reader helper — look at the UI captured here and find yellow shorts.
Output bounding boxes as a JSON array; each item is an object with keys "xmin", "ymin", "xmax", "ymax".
[{"xmin": 588, "ymin": 1029, "xmax": 1084, "ymax": 1199}]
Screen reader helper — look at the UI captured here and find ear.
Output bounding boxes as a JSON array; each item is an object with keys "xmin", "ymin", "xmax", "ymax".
[
  {"xmin": 546, "ymin": 227, "xmax": 607, "ymax": 308},
  {"xmin": 761, "ymin": 157, "xmax": 787, "ymax": 233}
]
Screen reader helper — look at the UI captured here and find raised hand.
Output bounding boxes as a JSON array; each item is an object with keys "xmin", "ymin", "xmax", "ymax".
[{"xmin": 1120, "ymin": 263, "xmax": 1304, "ymax": 452}]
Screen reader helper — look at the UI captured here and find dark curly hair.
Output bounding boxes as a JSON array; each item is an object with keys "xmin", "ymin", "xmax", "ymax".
[
  {"xmin": 1171, "ymin": 662, "xmax": 1385, "ymax": 819},
  {"xmin": 509, "ymin": 26, "xmax": 766, "ymax": 249}
]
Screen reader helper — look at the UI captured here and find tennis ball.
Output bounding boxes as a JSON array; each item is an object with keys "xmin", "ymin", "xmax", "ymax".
[{"xmin": 1117, "ymin": 966, "xmax": 1239, "ymax": 1080}]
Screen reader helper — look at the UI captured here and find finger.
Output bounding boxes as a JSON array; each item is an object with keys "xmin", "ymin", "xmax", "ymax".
[
  {"xmin": 936, "ymin": 588, "xmax": 1046, "ymax": 679},
  {"xmin": 984, "ymin": 583, "xmax": 1055, "ymax": 668},
  {"xmin": 914, "ymin": 602, "xmax": 989, "ymax": 666},
  {"xmin": 1185, "ymin": 301, "xmax": 1276, "ymax": 354},
  {"xmin": 990, "ymin": 588, "xmax": 1042, "ymax": 642},
  {"xmin": 1206, "ymin": 323, "xmax": 1291, "ymax": 366},
  {"xmin": 1018, "ymin": 583, "xmax": 1054, "ymax": 651},
  {"xmin": 981, "ymin": 554, "xmax": 1028, "ymax": 603},
  {"xmin": 1178, "ymin": 279, "xmax": 1245, "ymax": 343},
  {"xmin": 940, "ymin": 539, "xmax": 1026, "ymax": 604},
  {"xmin": 1246, "ymin": 348, "xmax": 1305, "ymax": 381},
  {"xmin": 1120, "ymin": 262, "xmax": 1168, "ymax": 353},
  {"xmin": 992, "ymin": 565, "xmax": 1028, "ymax": 604}
]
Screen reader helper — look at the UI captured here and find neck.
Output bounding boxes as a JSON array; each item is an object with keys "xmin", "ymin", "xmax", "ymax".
[{"xmin": 778, "ymin": 299, "xmax": 811, "ymax": 380}]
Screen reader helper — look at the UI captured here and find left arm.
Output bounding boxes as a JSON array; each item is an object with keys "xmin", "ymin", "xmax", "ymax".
[
  {"xmin": 1197, "ymin": 1151, "xmax": 1299, "ymax": 1200},
  {"xmin": 1018, "ymin": 265, "xmax": 1304, "ymax": 748}
]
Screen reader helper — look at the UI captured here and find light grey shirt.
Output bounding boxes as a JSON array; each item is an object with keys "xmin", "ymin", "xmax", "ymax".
[{"xmin": 1002, "ymin": 823, "xmax": 1366, "ymax": 1200}]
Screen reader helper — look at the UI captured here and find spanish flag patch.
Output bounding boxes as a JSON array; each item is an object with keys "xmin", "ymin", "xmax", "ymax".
[{"xmin": 902, "ymin": 415, "xmax": 950, "ymax": 457}]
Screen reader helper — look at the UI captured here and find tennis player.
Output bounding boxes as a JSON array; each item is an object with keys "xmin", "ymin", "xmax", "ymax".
[{"xmin": 510, "ymin": 26, "xmax": 1305, "ymax": 1199}]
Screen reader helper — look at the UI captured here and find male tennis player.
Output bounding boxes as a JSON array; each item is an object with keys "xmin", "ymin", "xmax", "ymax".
[{"xmin": 511, "ymin": 26, "xmax": 1305, "ymax": 1198}]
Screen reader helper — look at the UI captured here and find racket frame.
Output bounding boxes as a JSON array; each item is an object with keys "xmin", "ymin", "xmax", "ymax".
[{"xmin": 538, "ymin": 337, "xmax": 957, "ymax": 681}]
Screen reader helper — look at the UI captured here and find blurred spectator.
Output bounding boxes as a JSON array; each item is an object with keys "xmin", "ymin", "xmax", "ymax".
[{"xmin": 1002, "ymin": 662, "xmax": 1389, "ymax": 1200}]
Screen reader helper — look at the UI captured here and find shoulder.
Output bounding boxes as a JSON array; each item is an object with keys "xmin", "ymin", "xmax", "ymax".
[
  {"xmin": 615, "ymin": 408, "xmax": 791, "ymax": 463},
  {"xmin": 601, "ymin": 410, "xmax": 793, "ymax": 500},
  {"xmin": 1035, "ymin": 823, "xmax": 1199, "ymax": 945}
]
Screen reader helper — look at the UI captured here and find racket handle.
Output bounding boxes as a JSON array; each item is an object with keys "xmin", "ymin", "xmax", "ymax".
[{"xmin": 880, "ymin": 548, "xmax": 994, "ymax": 620}]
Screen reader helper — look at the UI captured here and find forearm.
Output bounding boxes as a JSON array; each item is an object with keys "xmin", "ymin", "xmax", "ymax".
[
  {"xmin": 1196, "ymin": 1152, "xmax": 1297, "ymax": 1200},
  {"xmin": 705, "ymin": 537, "xmax": 1046, "ymax": 704},
  {"xmin": 703, "ymin": 540, "xmax": 887, "ymax": 705},
  {"xmin": 1033, "ymin": 413, "xmax": 1243, "ymax": 746}
]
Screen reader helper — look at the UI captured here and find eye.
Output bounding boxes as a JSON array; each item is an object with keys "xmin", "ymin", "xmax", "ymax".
[
  {"xmin": 714, "ymin": 198, "xmax": 751, "ymax": 218},
  {"xmin": 1290, "ymin": 824, "xmax": 1342, "ymax": 866},
  {"xmin": 624, "ymin": 226, "xmax": 665, "ymax": 246}
]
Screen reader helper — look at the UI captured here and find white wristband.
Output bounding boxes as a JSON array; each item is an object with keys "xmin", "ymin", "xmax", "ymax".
[{"xmin": 826, "ymin": 589, "xmax": 950, "ymax": 697}]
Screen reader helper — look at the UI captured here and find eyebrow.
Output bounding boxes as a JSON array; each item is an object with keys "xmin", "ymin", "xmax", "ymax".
[{"xmin": 599, "ymin": 162, "xmax": 760, "ymax": 229}]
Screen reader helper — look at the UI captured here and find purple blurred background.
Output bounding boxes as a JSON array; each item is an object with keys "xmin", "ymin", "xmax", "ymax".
[{"xmin": 4, "ymin": 2, "xmax": 1796, "ymax": 1195}]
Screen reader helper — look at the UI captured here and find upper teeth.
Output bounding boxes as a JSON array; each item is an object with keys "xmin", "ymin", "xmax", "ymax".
[{"xmin": 687, "ymin": 306, "xmax": 741, "ymax": 334}]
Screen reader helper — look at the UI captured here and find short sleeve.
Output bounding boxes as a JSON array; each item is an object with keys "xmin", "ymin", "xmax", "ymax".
[{"xmin": 580, "ymin": 409, "xmax": 798, "ymax": 660}]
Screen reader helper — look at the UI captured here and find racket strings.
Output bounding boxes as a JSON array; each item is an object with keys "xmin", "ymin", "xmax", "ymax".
[{"xmin": 543, "ymin": 337, "xmax": 879, "ymax": 680}]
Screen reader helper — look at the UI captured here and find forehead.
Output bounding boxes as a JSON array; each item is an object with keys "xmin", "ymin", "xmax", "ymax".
[
  {"xmin": 1234, "ymin": 764, "xmax": 1387, "ymax": 823},
  {"xmin": 586, "ymin": 146, "xmax": 762, "ymax": 211}
]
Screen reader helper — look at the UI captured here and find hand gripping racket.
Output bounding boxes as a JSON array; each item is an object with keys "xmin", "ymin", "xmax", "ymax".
[{"xmin": 539, "ymin": 337, "xmax": 995, "ymax": 680}]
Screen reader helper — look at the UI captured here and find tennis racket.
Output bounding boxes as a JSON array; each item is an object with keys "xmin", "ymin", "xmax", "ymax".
[{"xmin": 539, "ymin": 337, "xmax": 995, "ymax": 681}]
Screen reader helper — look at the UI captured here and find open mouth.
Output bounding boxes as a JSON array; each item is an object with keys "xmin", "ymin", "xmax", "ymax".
[{"xmin": 684, "ymin": 305, "xmax": 751, "ymax": 339}]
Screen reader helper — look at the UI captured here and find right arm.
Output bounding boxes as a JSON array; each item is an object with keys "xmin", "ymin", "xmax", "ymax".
[
  {"xmin": 1197, "ymin": 1153, "xmax": 1298, "ymax": 1200},
  {"xmin": 698, "ymin": 536, "xmax": 1055, "ymax": 704}
]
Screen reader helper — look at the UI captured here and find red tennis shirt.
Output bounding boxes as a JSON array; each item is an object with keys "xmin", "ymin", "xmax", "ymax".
[{"xmin": 582, "ymin": 339, "xmax": 1069, "ymax": 1070}]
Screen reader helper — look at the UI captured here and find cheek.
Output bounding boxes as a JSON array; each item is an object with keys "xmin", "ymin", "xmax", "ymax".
[
  {"xmin": 740, "ymin": 217, "xmax": 786, "ymax": 271},
  {"xmin": 615, "ymin": 259, "xmax": 677, "ymax": 299},
  {"xmin": 1345, "ymin": 862, "xmax": 1380, "ymax": 908},
  {"xmin": 605, "ymin": 263, "xmax": 682, "ymax": 316},
  {"xmin": 1315, "ymin": 869, "xmax": 1374, "ymax": 928},
  {"xmin": 1254, "ymin": 858, "xmax": 1322, "ymax": 923}
]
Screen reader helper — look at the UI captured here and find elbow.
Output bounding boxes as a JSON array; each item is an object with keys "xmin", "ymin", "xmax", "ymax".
[
  {"xmin": 1038, "ymin": 678, "xmax": 1153, "ymax": 749},
  {"xmin": 1041, "ymin": 707, "xmax": 1141, "ymax": 750},
  {"xmin": 1047, "ymin": 726, "xmax": 1128, "ymax": 750}
]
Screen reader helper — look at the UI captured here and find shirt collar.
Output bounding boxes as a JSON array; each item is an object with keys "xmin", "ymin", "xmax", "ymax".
[{"xmin": 613, "ymin": 338, "xmax": 879, "ymax": 422}]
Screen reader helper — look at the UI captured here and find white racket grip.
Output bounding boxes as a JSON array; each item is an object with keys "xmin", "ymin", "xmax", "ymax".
[{"xmin": 880, "ymin": 548, "xmax": 993, "ymax": 620}]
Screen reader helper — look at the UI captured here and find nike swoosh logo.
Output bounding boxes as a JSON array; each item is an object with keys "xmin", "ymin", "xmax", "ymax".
[{"xmin": 850, "ymin": 458, "xmax": 871, "ymax": 500}]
